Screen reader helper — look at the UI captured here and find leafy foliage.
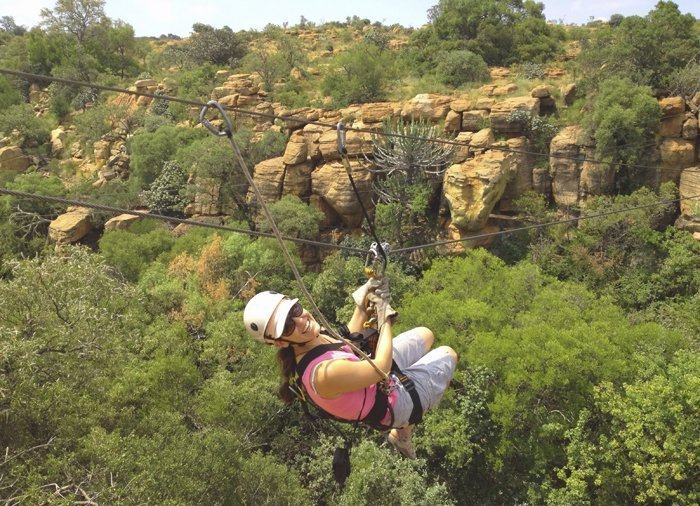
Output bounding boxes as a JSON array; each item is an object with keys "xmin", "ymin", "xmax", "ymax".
[
  {"xmin": 321, "ymin": 43, "xmax": 397, "ymax": 106},
  {"xmin": 182, "ymin": 23, "xmax": 249, "ymax": 66},
  {"xmin": 434, "ymin": 49, "xmax": 490, "ymax": 87},
  {"xmin": 144, "ymin": 160, "xmax": 189, "ymax": 216}
]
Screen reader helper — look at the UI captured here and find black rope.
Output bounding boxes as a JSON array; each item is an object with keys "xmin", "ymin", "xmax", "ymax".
[{"xmin": 0, "ymin": 187, "xmax": 367, "ymax": 254}]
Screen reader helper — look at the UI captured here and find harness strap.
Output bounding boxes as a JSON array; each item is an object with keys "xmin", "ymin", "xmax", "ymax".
[{"xmin": 293, "ymin": 342, "xmax": 393, "ymax": 430}]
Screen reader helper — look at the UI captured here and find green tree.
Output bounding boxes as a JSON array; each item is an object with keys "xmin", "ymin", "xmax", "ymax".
[
  {"xmin": 321, "ymin": 43, "xmax": 396, "ymax": 106},
  {"xmin": 551, "ymin": 350, "xmax": 700, "ymax": 505},
  {"xmin": 144, "ymin": 160, "xmax": 189, "ymax": 216},
  {"xmin": 40, "ymin": 0, "xmax": 107, "ymax": 44},
  {"xmin": 0, "ymin": 103, "xmax": 52, "ymax": 148},
  {"xmin": 371, "ymin": 118, "xmax": 454, "ymax": 249},
  {"xmin": 434, "ymin": 49, "xmax": 490, "ymax": 87},
  {"xmin": 584, "ymin": 78, "xmax": 660, "ymax": 177},
  {"xmin": 0, "ymin": 76, "xmax": 22, "ymax": 109},
  {"xmin": 577, "ymin": 1, "xmax": 700, "ymax": 90},
  {"xmin": 183, "ymin": 23, "xmax": 249, "ymax": 66},
  {"xmin": 427, "ymin": 0, "xmax": 564, "ymax": 65},
  {"xmin": 129, "ymin": 124, "xmax": 207, "ymax": 186}
]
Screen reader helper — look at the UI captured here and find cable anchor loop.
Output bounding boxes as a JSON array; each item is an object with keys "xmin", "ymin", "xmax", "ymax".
[
  {"xmin": 337, "ymin": 121, "xmax": 348, "ymax": 155},
  {"xmin": 199, "ymin": 100, "xmax": 234, "ymax": 138},
  {"xmin": 364, "ymin": 241, "xmax": 389, "ymax": 279}
]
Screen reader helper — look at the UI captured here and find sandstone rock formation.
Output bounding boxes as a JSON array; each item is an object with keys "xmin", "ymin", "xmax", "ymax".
[
  {"xmin": 549, "ymin": 126, "xmax": 585, "ymax": 206},
  {"xmin": 311, "ymin": 159, "xmax": 374, "ymax": 228},
  {"xmin": 105, "ymin": 214, "xmax": 141, "ymax": 232},
  {"xmin": 443, "ymin": 150, "xmax": 512, "ymax": 231},
  {"xmin": 49, "ymin": 207, "xmax": 92, "ymax": 243},
  {"xmin": 0, "ymin": 146, "xmax": 30, "ymax": 173},
  {"xmin": 490, "ymin": 97, "xmax": 540, "ymax": 134}
]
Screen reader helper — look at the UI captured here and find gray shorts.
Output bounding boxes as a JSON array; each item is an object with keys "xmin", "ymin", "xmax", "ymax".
[{"xmin": 388, "ymin": 328, "xmax": 456, "ymax": 428}]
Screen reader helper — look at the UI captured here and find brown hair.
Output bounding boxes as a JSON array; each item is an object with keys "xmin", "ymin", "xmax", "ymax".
[{"xmin": 277, "ymin": 347, "xmax": 297, "ymax": 404}]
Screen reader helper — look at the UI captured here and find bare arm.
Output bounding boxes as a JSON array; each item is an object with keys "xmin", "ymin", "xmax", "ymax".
[
  {"xmin": 346, "ymin": 303, "xmax": 368, "ymax": 334},
  {"xmin": 314, "ymin": 319, "xmax": 393, "ymax": 398}
]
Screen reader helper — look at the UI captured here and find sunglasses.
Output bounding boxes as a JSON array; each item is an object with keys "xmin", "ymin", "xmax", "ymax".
[{"xmin": 282, "ymin": 302, "xmax": 303, "ymax": 337}]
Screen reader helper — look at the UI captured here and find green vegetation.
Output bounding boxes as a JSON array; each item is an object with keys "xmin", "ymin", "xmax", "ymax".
[{"xmin": 0, "ymin": 1, "xmax": 699, "ymax": 503}]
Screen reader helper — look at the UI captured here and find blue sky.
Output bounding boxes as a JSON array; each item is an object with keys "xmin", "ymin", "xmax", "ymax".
[{"xmin": 1, "ymin": 0, "xmax": 698, "ymax": 37}]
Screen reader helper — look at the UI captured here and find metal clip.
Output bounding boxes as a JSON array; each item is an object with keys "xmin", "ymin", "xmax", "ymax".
[
  {"xmin": 364, "ymin": 241, "xmax": 389, "ymax": 279},
  {"xmin": 199, "ymin": 100, "xmax": 234, "ymax": 138},
  {"xmin": 337, "ymin": 122, "xmax": 348, "ymax": 155}
]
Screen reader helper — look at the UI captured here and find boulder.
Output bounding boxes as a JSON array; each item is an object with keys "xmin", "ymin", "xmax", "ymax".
[
  {"xmin": 549, "ymin": 126, "xmax": 584, "ymax": 206},
  {"xmin": 675, "ymin": 214, "xmax": 700, "ymax": 234},
  {"xmin": 134, "ymin": 79, "xmax": 157, "ymax": 89},
  {"xmin": 498, "ymin": 137, "xmax": 533, "ymax": 211},
  {"xmin": 0, "ymin": 146, "xmax": 30, "ymax": 173},
  {"xmin": 283, "ymin": 131, "xmax": 308, "ymax": 165},
  {"xmin": 318, "ymin": 129, "xmax": 371, "ymax": 162},
  {"xmin": 442, "ymin": 150, "xmax": 512, "ymax": 231},
  {"xmin": 282, "ymin": 160, "xmax": 314, "ymax": 198},
  {"xmin": 104, "ymin": 214, "xmax": 142, "ymax": 232},
  {"xmin": 444, "ymin": 110, "xmax": 461, "ymax": 133},
  {"xmin": 452, "ymin": 132, "xmax": 474, "ymax": 163},
  {"xmin": 51, "ymin": 128, "xmax": 66, "ymax": 157},
  {"xmin": 473, "ymin": 98, "xmax": 496, "ymax": 111},
  {"xmin": 93, "ymin": 139, "xmax": 112, "ymax": 165},
  {"xmin": 489, "ymin": 97, "xmax": 540, "ymax": 134},
  {"xmin": 659, "ymin": 96, "xmax": 686, "ymax": 138},
  {"xmin": 530, "ymin": 85, "xmax": 551, "ymax": 99},
  {"xmin": 659, "ymin": 138, "xmax": 695, "ymax": 185},
  {"xmin": 247, "ymin": 157, "xmax": 286, "ymax": 205},
  {"xmin": 302, "ymin": 123, "xmax": 328, "ymax": 161},
  {"xmin": 561, "ymin": 83, "xmax": 577, "ymax": 106},
  {"xmin": 435, "ymin": 222, "xmax": 500, "ymax": 255},
  {"xmin": 450, "ymin": 97, "xmax": 472, "ymax": 113},
  {"xmin": 679, "ymin": 167, "xmax": 700, "ymax": 216},
  {"xmin": 579, "ymin": 146, "xmax": 615, "ymax": 199},
  {"xmin": 49, "ymin": 207, "xmax": 92, "ymax": 243},
  {"xmin": 311, "ymin": 159, "xmax": 375, "ymax": 228},
  {"xmin": 461, "ymin": 110, "xmax": 490, "ymax": 132},
  {"xmin": 401, "ymin": 94, "xmax": 451, "ymax": 122},
  {"xmin": 360, "ymin": 102, "xmax": 397, "ymax": 123},
  {"xmin": 682, "ymin": 115, "xmax": 698, "ymax": 140},
  {"xmin": 492, "ymin": 83, "xmax": 518, "ymax": 96},
  {"xmin": 470, "ymin": 128, "xmax": 495, "ymax": 150}
]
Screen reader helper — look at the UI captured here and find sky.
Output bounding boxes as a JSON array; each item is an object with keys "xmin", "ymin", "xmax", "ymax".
[{"xmin": 1, "ymin": 0, "xmax": 698, "ymax": 38}]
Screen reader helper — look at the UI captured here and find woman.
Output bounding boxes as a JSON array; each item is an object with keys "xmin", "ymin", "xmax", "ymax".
[{"xmin": 243, "ymin": 280, "xmax": 457, "ymax": 459}]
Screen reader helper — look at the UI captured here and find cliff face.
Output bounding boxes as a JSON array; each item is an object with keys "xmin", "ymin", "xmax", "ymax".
[{"xmin": 42, "ymin": 73, "xmax": 700, "ymax": 254}]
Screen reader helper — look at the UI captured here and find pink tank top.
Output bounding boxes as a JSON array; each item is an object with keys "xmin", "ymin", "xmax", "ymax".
[{"xmin": 300, "ymin": 344, "xmax": 397, "ymax": 425}]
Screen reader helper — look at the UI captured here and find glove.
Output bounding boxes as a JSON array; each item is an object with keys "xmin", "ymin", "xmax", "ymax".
[
  {"xmin": 367, "ymin": 291, "xmax": 398, "ymax": 327},
  {"xmin": 351, "ymin": 278, "xmax": 383, "ymax": 310}
]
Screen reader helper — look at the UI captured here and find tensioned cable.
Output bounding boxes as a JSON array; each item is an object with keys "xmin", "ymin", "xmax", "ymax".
[
  {"xmin": 392, "ymin": 193, "xmax": 700, "ymax": 254},
  {"xmin": 2, "ymin": 186, "xmax": 697, "ymax": 257},
  {"xmin": 0, "ymin": 187, "xmax": 367, "ymax": 254},
  {"xmin": 0, "ymin": 68, "xmax": 687, "ymax": 174}
]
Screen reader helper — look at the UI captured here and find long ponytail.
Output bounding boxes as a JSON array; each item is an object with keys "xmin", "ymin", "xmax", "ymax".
[{"xmin": 277, "ymin": 347, "xmax": 297, "ymax": 404}]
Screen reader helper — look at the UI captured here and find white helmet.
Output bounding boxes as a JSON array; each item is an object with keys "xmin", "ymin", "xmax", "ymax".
[{"xmin": 243, "ymin": 291, "xmax": 299, "ymax": 342}]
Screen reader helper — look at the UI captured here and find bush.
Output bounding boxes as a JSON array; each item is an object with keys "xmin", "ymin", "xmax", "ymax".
[
  {"xmin": 321, "ymin": 43, "xmax": 396, "ymax": 106},
  {"xmin": 144, "ymin": 160, "xmax": 189, "ymax": 216},
  {"xmin": 0, "ymin": 76, "xmax": 22, "ymax": 109},
  {"xmin": 0, "ymin": 103, "xmax": 52, "ymax": 148},
  {"xmin": 520, "ymin": 62, "xmax": 546, "ymax": 80},
  {"xmin": 434, "ymin": 50, "xmax": 489, "ymax": 87},
  {"xmin": 584, "ymin": 78, "xmax": 660, "ymax": 168},
  {"xmin": 129, "ymin": 125, "xmax": 207, "ymax": 186}
]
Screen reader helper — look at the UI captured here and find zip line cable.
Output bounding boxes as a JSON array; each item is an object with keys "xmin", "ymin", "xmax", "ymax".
[
  {"xmin": 199, "ymin": 100, "xmax": 392, "ymax": 385},
  {"xmin": 0, "ymin": 187, "xmax": 367, "ymax": 254},
  {"xmin": 392, "ymin": 193, "xmax": 700, "ymax": 254},
  {"xmin": 2, "ymin": 186, "xmax": 697, "ymax": 257},
  {"xmin": 0, "ymin": 68, "xmax": 689, "ymax": 174}
]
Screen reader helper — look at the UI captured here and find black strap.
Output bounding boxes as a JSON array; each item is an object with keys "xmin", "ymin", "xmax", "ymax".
[
  {"xmin": 391, "ymin": 362, "xmax": 424, "ymax": 426},
  {"xmin": 293, "ymin": 342, "xmax": 392, "ymax": 430}
]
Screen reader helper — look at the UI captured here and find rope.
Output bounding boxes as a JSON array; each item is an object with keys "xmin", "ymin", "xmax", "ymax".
[
  {"xmin": 0, "ymin": 187, "xmax": 367, "ymax": 254},
  {"xmin": 392, "ymin": 193, "xmax": 700, "ymax": 254},
  {"xmin": 200, "ymin": 101, "xmax": 391, "ymax": 384},
  {"xmin": 0, "ymin": 68, "xmax": 688, "ymax": 174}
]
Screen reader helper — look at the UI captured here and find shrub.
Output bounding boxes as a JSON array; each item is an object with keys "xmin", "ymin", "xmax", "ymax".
[
  {"xmin": 0, "ymin": 103, "xmax": 52, "ymax": 148},
  {"xmin": 520, "ymin": 62, "xmax": 546, "ymax": 80},
  {"xmin": 321, "ymin": 43, "xmax": 396, "ymax": 106},
  {"xmin": 0, "ymin": 76, "xmax": 22, "ymax": 109},
  {"xmin": 144, "ymin": 160, "xmax": 189, "ymax": 216},
  {"xmin": 434, "ymin": 50, "xmax": 490, "ymax": 87}
]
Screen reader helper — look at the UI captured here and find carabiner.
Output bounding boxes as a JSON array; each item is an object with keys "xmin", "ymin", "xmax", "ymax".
[
  {"xmin": 337, "ymin": 122, "xmax": 348, "ymax": 155},
  {"xmin": 199, "ymin": 100, "xmax": 234, "ymax": 138},
  {"xmin": 364, "ymin": 241, "xmax": 389, "ymax": 279}
]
